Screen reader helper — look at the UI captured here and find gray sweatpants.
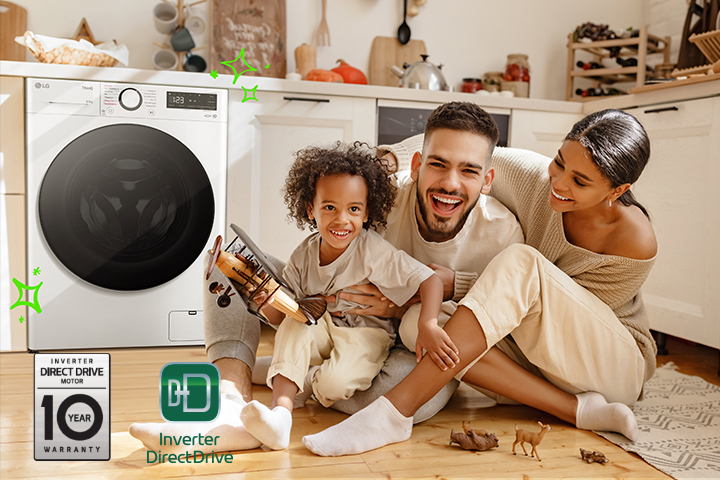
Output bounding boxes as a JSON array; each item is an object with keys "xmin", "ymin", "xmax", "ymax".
[{"xmin": 202, "ymin": 250, "xmax": 458, "ymax": 423}]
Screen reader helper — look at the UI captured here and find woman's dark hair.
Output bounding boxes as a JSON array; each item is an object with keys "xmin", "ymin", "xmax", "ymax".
[
  {"xmin": 283, "ymin": 141, "xmax": 397, "ymax": 231},
  {"xmin": 565, "ymin": 109, "xmax": 651, "ymax": 218}
]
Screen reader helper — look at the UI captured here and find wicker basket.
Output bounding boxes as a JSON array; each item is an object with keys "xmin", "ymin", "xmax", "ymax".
[
  {"xmin": 22, "ymin": 31, "xmax": 118, "ymax": 67},
  {"xmin": 689, "ymin": 29, "xmax": 720, "ymax": 64}
]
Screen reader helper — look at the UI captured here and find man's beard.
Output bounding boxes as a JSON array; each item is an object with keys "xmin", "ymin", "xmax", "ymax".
[{"xmin": 416, "ymin": 187, "xmax": 479, "ymax": 241}]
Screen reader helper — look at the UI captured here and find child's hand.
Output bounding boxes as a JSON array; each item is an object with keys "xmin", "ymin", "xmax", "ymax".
[{"xmin": 415, "ymin": 322, "xmax": 460, "ymax": 371}]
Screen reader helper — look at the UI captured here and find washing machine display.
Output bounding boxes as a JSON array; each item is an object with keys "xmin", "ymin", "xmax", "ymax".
[{"xmin": 38, "ymin": 123, "xmax": 215, "ymax": 290}]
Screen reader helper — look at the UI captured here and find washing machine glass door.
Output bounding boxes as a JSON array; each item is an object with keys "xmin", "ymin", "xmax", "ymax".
[{"xmin": 38, "ymin": 124, "xmax": 215, "ymax": 290}]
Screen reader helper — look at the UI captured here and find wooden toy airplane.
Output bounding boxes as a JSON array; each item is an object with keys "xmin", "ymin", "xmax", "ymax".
[{"xmin": 205, "ymin": 223, "xmax": 326, "ymax": 325}]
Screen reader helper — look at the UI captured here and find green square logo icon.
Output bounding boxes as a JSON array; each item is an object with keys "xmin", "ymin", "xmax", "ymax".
[{"xmin": 159, "ymin": 363, "xmax": 220, "ymax": 422}]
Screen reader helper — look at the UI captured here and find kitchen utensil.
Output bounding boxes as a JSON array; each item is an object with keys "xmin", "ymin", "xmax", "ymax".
[
  {"xmin": 397, "ymin": 0, "xmax": 411, "ymax": 45},
  {"xmin": 170, "ymin": 26, "xmax": 195, "ymax": 52},
  {"xmin": 183, "ymin": 53, "xmax": 206, "ymax": 72},
  {"xmin": 0, "ymin": 1, "xmax": 27, "ymax": 61},
  {"xmin": 317, "ymin": 0, "xmax": 330, "ymax": 46},
  {"xmin": 391, "ymin": 54, "xmax": 447, "ymax": 90},
  {"xmin": 153, "ymin": 49, "xmax": 179, "ymax": 70},
  {"xmin": 368, "ymin": 36, "xmax": 426, "ymax": 86},
  {"xmin": 153, "ymin": 2, "xmax": 178, "ymax": 34}
]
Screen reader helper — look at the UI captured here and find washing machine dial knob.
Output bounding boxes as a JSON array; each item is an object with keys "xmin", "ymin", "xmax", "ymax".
[{"xmin": 118, "ymin": 88, "xmax": 143, "ymax": 111}]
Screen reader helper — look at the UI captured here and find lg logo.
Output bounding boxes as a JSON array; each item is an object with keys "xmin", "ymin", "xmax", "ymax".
[{"xmin": 34, "ymin": 82, "xmax": 50, "ymax": 89}]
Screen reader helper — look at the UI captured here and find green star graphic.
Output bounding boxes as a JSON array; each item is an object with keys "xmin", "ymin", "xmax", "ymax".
[
  {"xmin": 221, "ymin": 48, "xmax": 258, "ymax": 85},
  {"xmin": 10, "ymin": 278, "xmax": 43, "ymax": 314},
  {"xmin": 241, "ymin": 85, "xmax": 260, "ymax": 103},
  {"xmin": 33, "ymin": 267, "xmax": 41, "ymax": 276},
  {"xmin": 18, "ymin": 316, "xmax": 24, "ymax": 324},
  {"xmin": 209, "ymin": 70, "xmax": 219, "ymax": 79}
]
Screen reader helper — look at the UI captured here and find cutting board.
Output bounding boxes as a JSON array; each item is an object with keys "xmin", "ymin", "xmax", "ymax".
[
  {"xmin": 0, "ymin": 1, "xmax": 26, "ymax": 61},
  {"xmin": 369, "ymin": 36, "xmax": 427, "ymax": 87}
]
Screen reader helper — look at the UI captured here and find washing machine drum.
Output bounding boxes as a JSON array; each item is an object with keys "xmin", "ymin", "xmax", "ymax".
[{"xmin": 38, "ymin": 124, "xmax": 215, "ymax": 291}]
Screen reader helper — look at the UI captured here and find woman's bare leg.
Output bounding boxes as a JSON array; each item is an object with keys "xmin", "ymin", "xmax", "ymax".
[{"xmin": 460, "ymin": 347, "xmax": 577, "ymax": 424}]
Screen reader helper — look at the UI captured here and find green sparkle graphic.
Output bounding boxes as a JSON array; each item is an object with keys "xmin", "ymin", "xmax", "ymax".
[
  {"xmin": 18, "ymin": 316, "xmax": 24, "ymax": 324},
  {"xmin": 209, "ymin": 70, "xmax": 219, "ymax": 79},
  {"xmin": 221, "ymin": 48, "xmax": 258, "ymax": 85},
  {"xmin": 241, "ymin": 85, "xmax": 259, "ymax": 103},
  {"xmin": 33, "ymin": 267, "xmax": 41, "ymax": 276},
  {"xmin": 9, "ymin": 278, "xmax": 43, "ymax": 314}
]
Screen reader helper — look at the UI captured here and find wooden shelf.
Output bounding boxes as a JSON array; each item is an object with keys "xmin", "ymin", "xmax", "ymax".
[{"xmin": 566, "ymin": 25, "xmax": 671, "ymax": 101}]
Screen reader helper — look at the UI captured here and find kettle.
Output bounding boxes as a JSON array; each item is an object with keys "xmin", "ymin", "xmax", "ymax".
[{"xmin": 391, "ymin": 54, "xmax": 448, "ymax": 91}]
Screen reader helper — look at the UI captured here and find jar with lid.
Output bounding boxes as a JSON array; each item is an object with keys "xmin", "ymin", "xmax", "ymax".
[
  {"xmin": 503, "ymin": 54, "xmax": 530, "ymax": 82},
  {"xmin": 482, "ymin": 71, "xmax": 503, "ymax": 92},
  {"xmin": 501, "ymin": 53, "xmax": 530, "ymax": 98},
  {"xmin": 461, "ymin": 78, "xmax": 482, "ymax": 93}
]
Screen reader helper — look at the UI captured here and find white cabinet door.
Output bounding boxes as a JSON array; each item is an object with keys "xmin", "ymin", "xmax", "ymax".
[
  {"xmin": 509, "ymin": 109, "xmax": 582, "ymax": 158},
  {"xmin": 629, "ymin": 97, "xmax": 720, "ymax": 349},
  {"xmin": 227, "ymin": 91, "xmax": 376, "ymax": 261}
]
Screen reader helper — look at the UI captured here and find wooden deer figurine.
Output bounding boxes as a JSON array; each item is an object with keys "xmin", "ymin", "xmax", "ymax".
[{"xmin": 512, "ymin": 422, "xmax": 551, "ymax": 461}]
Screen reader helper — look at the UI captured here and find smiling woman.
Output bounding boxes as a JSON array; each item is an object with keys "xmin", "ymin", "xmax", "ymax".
[{"xmin": 301, "ymin": 109, "xmax": 660, "ymax": 457}]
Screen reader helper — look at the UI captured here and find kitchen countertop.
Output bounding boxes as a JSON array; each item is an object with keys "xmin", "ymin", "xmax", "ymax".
[
  {"xmin": 0, "ymin": 60, "xmax": 580, "ymax": 113},
  {"xmin": 2, "ymin": 61, "xmax": 718, "ymax": 113}
]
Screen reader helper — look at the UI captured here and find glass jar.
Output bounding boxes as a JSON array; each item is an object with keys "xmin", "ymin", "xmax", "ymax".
[
  {"xmin": 461, "ymin": 78, "xmax": 483, "ymax": 93},
  {"xmin": 482, "ymin": 71, "xmax": 503, "ymax": 92},
  {"xmin": 503, "ymin": 54, "xmax": 530, "ymax": 83}
]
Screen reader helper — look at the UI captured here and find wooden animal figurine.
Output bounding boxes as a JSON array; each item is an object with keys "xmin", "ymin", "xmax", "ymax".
[
  {"xmin": 206, "ymin": 224, "xmax": 326, "ymax": 325},
  {"xmin": 580, "ymin": 448, "xmax": 609, "ymax": 464},
  {"xmin": 512, "ymin": 422, "xmax": 551, "ymax": 461},
  {"xmin": 449, "ymin": 421, "xmax": 499, "ymax": 451}
]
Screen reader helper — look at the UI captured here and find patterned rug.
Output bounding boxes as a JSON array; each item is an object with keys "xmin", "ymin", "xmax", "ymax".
[{"xmin": 596, "ymin": 363, "xmax": 720, "ymax": 479}]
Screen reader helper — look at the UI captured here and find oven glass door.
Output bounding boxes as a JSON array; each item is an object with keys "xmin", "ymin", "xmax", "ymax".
[{"xmin": 38, "ymin": 123, "xmax": 214, "ymax": 290}]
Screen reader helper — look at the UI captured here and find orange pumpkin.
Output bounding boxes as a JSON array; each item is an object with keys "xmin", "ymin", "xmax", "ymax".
[
  {"xmin": 306, "ymin": 69, "xmax": 344, "ymax": 83},
  {"xmin": 331, "ymin": 60, "xmax": 367, "ymax": 84}
]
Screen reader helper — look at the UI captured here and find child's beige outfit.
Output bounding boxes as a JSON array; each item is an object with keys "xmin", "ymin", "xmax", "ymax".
[{"xmin": 267, "ymin": 229, "xmax": 434, "ymax": 407}]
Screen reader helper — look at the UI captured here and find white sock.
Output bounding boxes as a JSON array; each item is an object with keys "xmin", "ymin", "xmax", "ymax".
[
  {"xmin": 240, "ymin": 401, "xmax": 293, "ymax": 450},
  {"xmin": 294, "ymin": 365, "xmax": 320, "ymax": 409},
  {"xmin": 302, "ymin": 396, "xmax": 412, "ymax": 456},
  {"xmin": 575, "ymin": 391, "xmax": 639, "ymax": 442},
  {"xmin": 128, "ymin": 393, "xmax": 261, "ymax": 453}
]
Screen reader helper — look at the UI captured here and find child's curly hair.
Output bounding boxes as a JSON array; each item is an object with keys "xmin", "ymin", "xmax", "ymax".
[{"xmin": 283, "ymin": 141, "xmax": 397, "ymax": 232}]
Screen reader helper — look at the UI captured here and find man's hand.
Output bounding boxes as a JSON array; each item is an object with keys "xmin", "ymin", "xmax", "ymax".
[
  {"xmin": 428, "ymin": 263, "xmax": 455, "ymax": 301},
  {"xmin": 324, "ymin": 283, "xmax": 416, "ymax": 318},
  {"xmin": 415, "ymin": 322, "xmax": 460, "ymax": 371}
]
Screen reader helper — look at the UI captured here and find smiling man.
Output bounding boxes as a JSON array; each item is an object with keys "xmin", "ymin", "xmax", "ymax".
[{"xmin": 330, "ymin": 102, "xmax": 524, "ymax": 420}]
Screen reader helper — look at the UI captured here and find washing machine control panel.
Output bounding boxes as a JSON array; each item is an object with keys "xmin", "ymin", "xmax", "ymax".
[
  {"xmin": 100, "ymin": 82, "xmax": 226, "ymax": 122},
  {"xmin": 27, "ymin": 79, "xmax": 227, "ymax": 122}
]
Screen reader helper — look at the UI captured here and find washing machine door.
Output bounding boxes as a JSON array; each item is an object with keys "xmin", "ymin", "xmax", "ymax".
[{"xmin": 38, "ymin": 123, "xmax": 214, "ymax": 290}]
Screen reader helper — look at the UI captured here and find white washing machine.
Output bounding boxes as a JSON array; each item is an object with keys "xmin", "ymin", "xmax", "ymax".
[{"xmin": 26, "ymin": 78, "xmax": 227, "ymax": 350}]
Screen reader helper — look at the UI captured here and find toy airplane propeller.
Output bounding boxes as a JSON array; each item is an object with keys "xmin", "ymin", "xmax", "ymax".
[{"xmin": 206, "ymin": 224, "xmax": 326, "ymax": 325}]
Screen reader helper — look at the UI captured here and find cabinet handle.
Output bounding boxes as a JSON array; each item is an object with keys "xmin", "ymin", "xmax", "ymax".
[
  {"xmin": 643, "ymin": 106, "xmax": 678, "ymax": 114},
  {"xmin": 283, "ymin": 96, "xmax": 330, "ymax": 103}
]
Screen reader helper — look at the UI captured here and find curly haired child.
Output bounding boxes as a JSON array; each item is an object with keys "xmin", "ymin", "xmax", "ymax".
[{"xmin": 240, "ymin": 141, "xmax": 456, "ymax": 450}]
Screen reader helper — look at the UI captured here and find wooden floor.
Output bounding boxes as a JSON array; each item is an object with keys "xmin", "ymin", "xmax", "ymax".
[{"xmin": 1, "ymin": 329, "xmax": 718, "ymax": 480}]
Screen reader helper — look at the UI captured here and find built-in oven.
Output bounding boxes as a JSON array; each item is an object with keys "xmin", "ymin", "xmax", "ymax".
[{"xmin": 376, "ymin": 99, "xmax": 510, "ymax": 171}]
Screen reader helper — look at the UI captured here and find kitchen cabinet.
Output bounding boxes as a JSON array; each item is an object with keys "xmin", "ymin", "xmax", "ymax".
[
  {"xmin": 509, "ymin": 109, "xmax": 583, "ymax": 158},
  {"xmin": 227, "ymin": 91, "xmax": 376, "ymax": 261},
  {"xmin": 0, "ymin": 76, "xmax": 27, "ymax": 351},
  {"xmin": 628, "ymin": 96, "xmax": 720, "ymax": 349}
]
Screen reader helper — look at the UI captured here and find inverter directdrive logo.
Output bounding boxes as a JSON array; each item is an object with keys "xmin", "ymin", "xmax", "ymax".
[{"xmin": 159, "ymin": 363, "xmax": 220, "ymax": 422}]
